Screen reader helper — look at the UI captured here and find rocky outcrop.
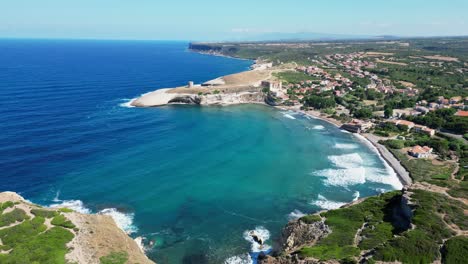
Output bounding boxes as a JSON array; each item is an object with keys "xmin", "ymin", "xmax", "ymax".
[
  {"xmin": 0, "ymin": 192, "xmax": 154, "ymax": 264},
  {"xmin": 168, "ymin": 95, "xmax": 202, "ymax": 104},
  {"xmin": 201, "ymin": 92, "xmax": 264, "ymax": 105},
  {"xmin": 265, "ymin": 93, "xmax": 279, "ymax": 106},
  {"xmin": 259, "ymin": 254, "xmax": 325, "ymax": 264},
  {"xmin": 280, "ymin": 219, "xmax": 331, "ymax": 253}
]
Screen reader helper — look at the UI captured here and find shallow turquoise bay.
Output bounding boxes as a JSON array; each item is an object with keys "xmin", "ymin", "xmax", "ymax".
[{"xmin": 0, "ymin": 40, "xmax": 400, "ymax": 264}]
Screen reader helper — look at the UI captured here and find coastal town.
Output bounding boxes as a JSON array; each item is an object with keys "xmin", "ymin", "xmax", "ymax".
[{"xmin": 185, "ymin": 39, "xmax": 468, "ymax": 263}]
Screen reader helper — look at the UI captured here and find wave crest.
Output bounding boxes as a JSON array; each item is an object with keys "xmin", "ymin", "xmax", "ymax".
[
  {"xmin": 49, "ymin": 200, "xmax": 91, "ymax": 214},
  {"xmin": 224, "ymin": 254, "xmax": 253, "ymax": 264},
  {"xmin": 311, "ymin": 194, "xmax": 346, "ymax": 210},
  {"xmin": 99, "ymin": 208, "xmax": 138, "ymax": 234},
  {"xmin": 243, "ymin": 226, "xmax": 271, "ymax": 253}
]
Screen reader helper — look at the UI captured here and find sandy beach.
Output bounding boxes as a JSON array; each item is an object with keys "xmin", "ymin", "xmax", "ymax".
[{"xmin": 277, "ymin": 105, "xmax": 412, "ymax": 187}]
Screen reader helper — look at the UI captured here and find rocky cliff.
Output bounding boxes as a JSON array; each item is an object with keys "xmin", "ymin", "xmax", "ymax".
[{"xmin": 0, "ymin": 192, "xmax": 154, "ymax": 264}]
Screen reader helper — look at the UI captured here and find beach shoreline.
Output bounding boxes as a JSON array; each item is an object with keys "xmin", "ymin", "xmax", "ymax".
[
  {"xmin": 129, "ymin": 48, "xmax": 411, "ymax": 188},
  {"xmin": 275, "ymin": 105, "xmax": 412, "ymax": 187}
]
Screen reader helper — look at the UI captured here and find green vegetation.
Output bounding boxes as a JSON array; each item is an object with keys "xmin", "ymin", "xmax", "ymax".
[
  {"xmin": 0, "ymin": 201, "xmax": 15, "ymax": 211},
  {"xmin": 0, "ymin": 215, "xmax": 74, "ymax": 263},
  {"xmin": 352, "ymin": 107, "xmax": 373, "ymax": 119},
  {"xmin": 389, "ymin": 148, "xmax": 455, "ymax": 184},
  {"xmin": 273, "ymin": 71, "xmax": 317, "ymax": 83},
  {"xmin": 31, "ymin": 208, "xmax": 59, "ymax": 218},
  {"xmin": 299, "ymin": 191, "xmax": 402, "ymax": 261},
  {"xmin": 373, "ymin": 189, "xmax": 467, "ymax": 263},
  {"xmin": 51, "ymin": 214, "xmax": 76, "ymax": 229},
  {"xmin": 299, "ymin": 214, "xmax": 321, "ymax": 224},
  {"xmin": 303, "ymin": 95, "xmax": 336, "ymax": 109},
  {"xmin": 0, "ymin": 208, "xmax": 29, "ymax": 227},
  {"xmin": 298, "ymin": 189, "xmax": 467, "ymax": 263},
  {"xmin": 100, "ymin": 251, "xmax": 129, "ymax": 264},
  {"xmin": 442, "ymin": 236, "xmax": 468, "ymax": 264},
  {"xmin": 406, "ymin": 108, "xmax": 468, "ymax": 134},
  {"xmin": 58, "ymin": 207, "xmax": 74, "ymax": 213}
]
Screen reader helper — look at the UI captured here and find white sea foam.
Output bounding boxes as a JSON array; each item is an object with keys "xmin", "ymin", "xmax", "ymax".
[
  {"xmin": 288, "ymin": 209, "xmax": 306, "ymax": 220},
  {"xmin": 333, "ymin": 143, "xmax": 358, "ymax": 149},
  {"xmin": 312, "ymin": 125, "xmax": 325, "ymax": 130},
  {"xmin": 134, "ymin": 236, "xmax": 146, "ymax": 253},
  {"xmin": 354, "ymin": 134, "xmax": 403, "ymax": 189},
  {"xmin": 243, "ymin": 226, "xmax": 271, "ymax": 253},
  {"xmin": 352, "ymin": 191, "xmax": 360, "ymax": 201},
  {"xmin": 99, "ymin": 208, "xmax": 138, "ymax": 234},
  {"xmin": 313, "ymin": 167, "xmax": 367, "ymax": 186},
  {"xmin": 283, "ymin": 113, "xmax": 296, "ymax": 119},
  {"xmin": 311, "ymin": 194, "xmax": 346, "ymax": 210},
  {"xmin": 49, "ymin": 200, "xmax": 91, "ymax": 214},
  {"xmin": 119, "ymin": 98, "xmax": 136, "ymax": 108},
  {"xmin": 328, "ymin": 153, "xmax": 363, "ymax": 168},
  {"xmin": 224, "ymin": 254, "xmax": 253, "ymax": 264},
  {"xmin": 52, "ymin": 190, "xmax": 61, "ymax": 202}
]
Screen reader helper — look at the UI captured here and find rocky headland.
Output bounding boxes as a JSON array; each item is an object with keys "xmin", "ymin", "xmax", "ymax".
[{"xmin": 0, "ymin": 191, "xmax": 154, "ymax": 264}]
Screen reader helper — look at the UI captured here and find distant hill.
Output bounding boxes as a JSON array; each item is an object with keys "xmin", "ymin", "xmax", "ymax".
[{"xmin": 222, "ymin": 32, "xmax": 380, "ymax": 42}]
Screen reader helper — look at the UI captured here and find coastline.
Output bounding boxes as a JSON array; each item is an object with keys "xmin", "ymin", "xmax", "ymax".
[
  {"xmin": 276, "ymin": 105, "xmax": 411, "ymax": 187},
  {"xmin": 130, "ymin": 48, "xmax": 412, "ymax": 189}
]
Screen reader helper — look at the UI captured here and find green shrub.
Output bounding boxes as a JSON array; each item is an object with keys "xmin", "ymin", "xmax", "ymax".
[
  {"xmin": 299, "ymin": 245, "xmax": 360, "ymax": 261},
  {"xmin": 383, "ymin": 139, "xmax": 405, "ymax": 149},
  {"xmin": 442, "ymin": 236, "xmax": 468, "ymax": 264},
  {"xmin": 31, "ymin": 208, "xmax": 58, "ymax": 218},
  {"xmin": 58, "ymin": 208, "xmax": 74, "ymax": 213},
  {"xmin": 0, "ymin": 201, "xmax": 15, "ymax": 212},
  {"xmin": 100, "ymin": 251, "xmax": 129, "ymax": 264},
  {"xmin": 51, "ymin": 214, "xmax": 76, "ymax": 229},
  {"xmin": 0, "ymin": 208, "xmax": 29, "ymax": 227},
  {"xmin": 373, "ymin": 230, "xmax": 439, "ymax": 263},
  {"xmin": 300, "ymin": 191, "xmax": 402, "ymax": 260},
  {"xmin": 299, "ymin": 215, "xmax": 321, "ymax": 224}
]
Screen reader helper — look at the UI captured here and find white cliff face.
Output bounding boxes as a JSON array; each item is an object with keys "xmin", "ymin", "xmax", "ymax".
[
  {"xmin": 201, "ymin": 92, "xmax": 264, "ymax": 105},
  {"xmin": 131, "ymin": 89, "xmax": 264, "ymax": 107},
  {"xmin": 131, "ymin": 89, "xmax": 185, "ymax": 107}
]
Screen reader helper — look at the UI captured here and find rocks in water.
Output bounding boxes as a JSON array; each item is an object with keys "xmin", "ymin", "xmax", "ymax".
[
  {"xmin": 280, "ymin": 218, "xmax": 331, "ymax": 253},
  {"xmin": 168, "ymin": 96, "xmax": 201, "ymax": 105},
  {"xmin": 249, "ymin": 230, "xmax": 264, "ymax": 245}
]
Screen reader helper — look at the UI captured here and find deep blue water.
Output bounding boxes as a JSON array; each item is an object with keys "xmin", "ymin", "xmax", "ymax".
[{"xmin": 0, "ymin": 39, "xmax": 401, "ymax": 264}]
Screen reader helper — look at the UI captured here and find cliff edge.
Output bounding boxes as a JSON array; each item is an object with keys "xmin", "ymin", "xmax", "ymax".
[{"xmin": 0, "ymin": 191, "xmax": 154, "ymax": 264}]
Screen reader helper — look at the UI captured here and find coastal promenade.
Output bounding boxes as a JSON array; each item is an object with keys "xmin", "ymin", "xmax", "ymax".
[{"xmin": 363, "ymin": 133, "xmax": 412, "ymax": 186}]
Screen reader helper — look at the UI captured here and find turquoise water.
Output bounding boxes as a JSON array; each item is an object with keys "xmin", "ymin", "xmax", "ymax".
[{"xmin": 0, "ymin": 40, "xmax": 401, "ymax": 263}]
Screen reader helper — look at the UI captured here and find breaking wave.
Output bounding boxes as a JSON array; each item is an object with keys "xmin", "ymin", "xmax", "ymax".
[
  {"xmin": 224, "ymin": 254, "xmax": 253, "ymax": 264},
  {"xmin": 49, "ymin": 200, "xmax": 91, "ymax": 214},
  {"xmin": 333, "ymin": 143, "xmax": 358, "ymax": 149},
  {"xmin": 311, "ymin": 194, "xmax": 346, "ymax": 210},
  {"xmin": 119, "ymin": 98, "xmax": 136, "ymax": 108},
  {"xmin": 328, "ymin": 153, "xmax": 363, "ymax": 168},
  {"xmin": 312, "ymin": 125, "xmax": 325, "ymax": 130},
  {"xmin": 243, "ymin": 226, "xmax": 271, "ymax": 253},
  {"xmin": 352, "ymin": 191, "xmax": 360, "ymax": 201},
  {"xmin": 283, "ymin": 113, "xmax": 296, "ymax": 119},
  {"xmin": 99, "ymin": 208, "xmax": 138, "ymax": 234},
  {"xmin": 288, "ymin": 209, "xmax": 306, "ymax": 220}
]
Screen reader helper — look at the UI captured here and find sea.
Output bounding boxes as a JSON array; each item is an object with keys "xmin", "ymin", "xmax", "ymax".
[{"xmin": 0, "ymin": 39, "xmax": 402, "ymax": 264}]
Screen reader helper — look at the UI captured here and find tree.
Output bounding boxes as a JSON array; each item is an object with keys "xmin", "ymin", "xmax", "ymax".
[
  {"xmin": 353, "ymin": 108, "xmax": 373, "ymax": 119},
  {"xmin": 384, "ymin": 105, "xmax": 394, "ymax": 118}
]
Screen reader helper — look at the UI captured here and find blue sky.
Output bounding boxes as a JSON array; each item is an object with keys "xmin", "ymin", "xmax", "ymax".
[{"xmin": 1, "ymin": 0, "xmax": 467, "ymax": 40}]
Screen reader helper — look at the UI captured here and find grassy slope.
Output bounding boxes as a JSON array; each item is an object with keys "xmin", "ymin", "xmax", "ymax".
[{"xmin": 298, "ymin": 190, "xmax": 467, "ymax": 263}]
